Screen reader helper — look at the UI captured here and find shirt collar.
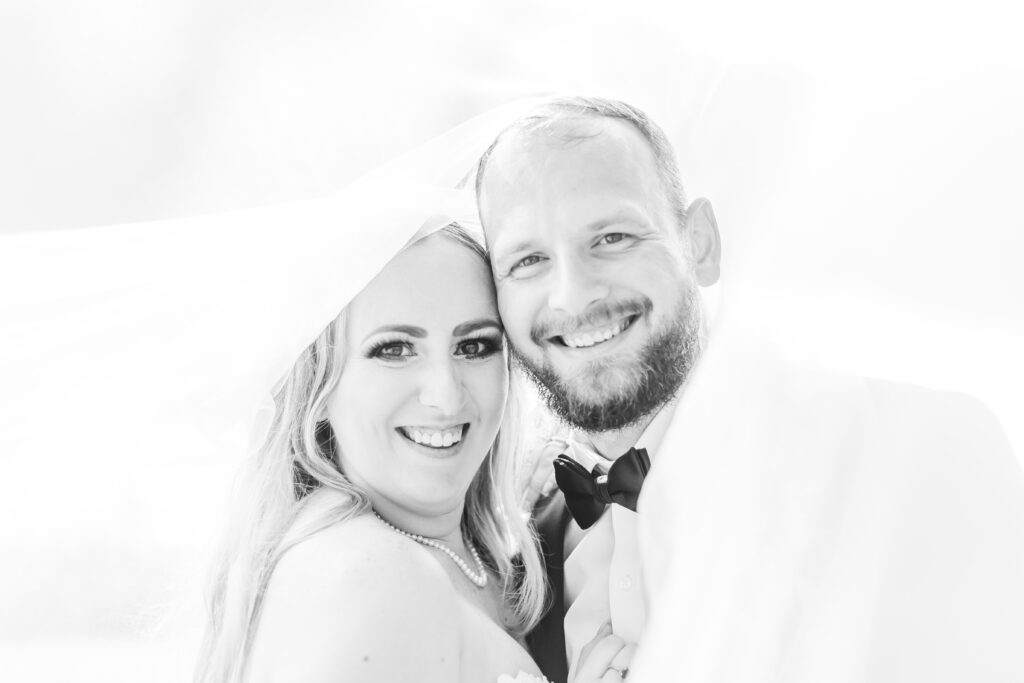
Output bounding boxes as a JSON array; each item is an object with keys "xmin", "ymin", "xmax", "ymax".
[{"xmin": 566, "ymin": 398, "xmax": 680, "ymax": 470}]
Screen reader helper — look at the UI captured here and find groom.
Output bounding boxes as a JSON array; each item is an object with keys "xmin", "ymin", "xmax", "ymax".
[
  {"xmin": 475, "ymin": 97, "xmax": 1024, "ymax": 683},
  {"xmin": 475, "ymin": 97, "xmax": 720, "ymax": 682}
]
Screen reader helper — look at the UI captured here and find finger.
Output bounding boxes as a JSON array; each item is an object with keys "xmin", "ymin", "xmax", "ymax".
[
  {"xmin": 543, "ymin": 437, "xmax": 569, "ymax": 452},
  {"xmin": 522, "ymin": 441, "xmax": 566, "ymax": 507},
  {"xmin": 576, "ymin": 635, "xmax": 626, "ymax": 682},
  {"xmin": 530, "ymin": 459, "xmax": 554, "ymax": 487},
  {"xmin": 539, "ymin": 438, "xmax": 570, "ymax": 461},
  {"xmin": 610, "ymin": 643, "xmax": 637, "ymax": 671},
  {"xmin": 600, "ymin": 666, "xmax": 629, "ymax": 683},
  {"xmin": 521, "ymin": 466, "xmax": 557, "ymax": 510},
  {"xmin": 540, "ymin": 468, "xmax": 558, "ymax": 495},
  {"xmin": 575, "ymin": 621, "xmax": 612, "ymax": 667}
]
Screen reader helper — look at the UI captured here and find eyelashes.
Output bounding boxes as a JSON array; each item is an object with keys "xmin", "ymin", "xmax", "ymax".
[
  {"xmin": 455, "ymin": 335, "xmax": 503, "ymax": 359},
  {"xmin": 365, "ymin": 337, "xmax": 413, "ymax": 360},
  {"xmin": 363, "ymin": 335, "xmax": 503, "ymax": 362}
]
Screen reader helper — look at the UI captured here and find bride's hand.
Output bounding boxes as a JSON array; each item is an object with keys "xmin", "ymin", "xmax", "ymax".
[
  {"xmin": 519, "ymin": 436, "xmax": 566, "ymax": 512},
  {"xmin": 572, "ymin": 622, "xmax": 636, "ymax": 682}
]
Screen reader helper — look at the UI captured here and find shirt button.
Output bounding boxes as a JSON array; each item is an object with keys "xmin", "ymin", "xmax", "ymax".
[{"xmin": 619, "ymin": 574, "xmax": 633, "ymax": 590}]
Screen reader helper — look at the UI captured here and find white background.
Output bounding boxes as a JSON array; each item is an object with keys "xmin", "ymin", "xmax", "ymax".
[{"xmin": 1, "ymin": 1, "xmax": 1021, "ymax": 680}]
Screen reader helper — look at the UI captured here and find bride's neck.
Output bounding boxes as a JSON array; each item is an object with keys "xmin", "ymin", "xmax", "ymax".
[{"xmin": 371, "ymin": 497, "xmax": 466, "ymax": 547}]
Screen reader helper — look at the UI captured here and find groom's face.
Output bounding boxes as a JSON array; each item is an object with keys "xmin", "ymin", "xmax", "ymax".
[{"xmin": 479, "ymin": 117, "xmax": 704, "ymax": 431}]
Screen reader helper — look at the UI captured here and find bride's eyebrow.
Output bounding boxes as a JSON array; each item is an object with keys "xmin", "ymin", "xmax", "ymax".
[
  {"xmin": 452, "ymin": 318, "xmax": 503, "ymax": 337},
  {"xmin": 362, "ymin": 324, "xmax": 427, "ymax": 343}
]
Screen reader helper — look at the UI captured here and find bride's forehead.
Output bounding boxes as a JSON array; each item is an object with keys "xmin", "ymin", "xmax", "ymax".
[{"xmin": 347, "ymin": 234, "xmax": 495, "ymax": 324}]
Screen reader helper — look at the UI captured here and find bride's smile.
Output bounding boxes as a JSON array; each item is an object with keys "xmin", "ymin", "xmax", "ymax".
[
  {"xmin": 327, "ymin": 231, "xmax": 509, "ymax": 520},
  {"xmin": 397, "ymin": 423, "xmax": 469, "ymax": 451}
]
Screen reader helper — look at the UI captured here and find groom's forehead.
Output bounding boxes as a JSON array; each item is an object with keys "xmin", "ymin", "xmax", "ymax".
[
  {"xmin": 479, "ymin": 117, "xmax": 665, "ymax": 237},
  {"xmin": 484, "ymin": 116, "xmax": 635, "ymax": 178}
]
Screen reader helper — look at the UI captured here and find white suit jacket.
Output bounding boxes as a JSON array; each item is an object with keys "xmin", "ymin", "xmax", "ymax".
[{"xmin": 632, "ymin": 321, "xmax": 1024, "ymax": 682}]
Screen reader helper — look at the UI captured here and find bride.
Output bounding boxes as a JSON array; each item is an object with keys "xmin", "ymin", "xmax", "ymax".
[{"xmin": 194, "ymin": 213, "xmax": 634, "ymax": 682}]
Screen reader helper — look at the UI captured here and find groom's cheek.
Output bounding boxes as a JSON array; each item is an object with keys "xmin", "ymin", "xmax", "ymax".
[{"xmin": 497, "ymin": 290, "xmax": 533, "ymax": 351}]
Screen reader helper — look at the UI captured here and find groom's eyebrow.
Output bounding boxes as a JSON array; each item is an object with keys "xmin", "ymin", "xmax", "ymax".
[
  {"xmin": 452, "ymin": 318, "xmax": 503, "ymax": 336},
  {"xmin": 363, "ymin": 324, "xmax": 427, "ymax": 341},
  {"xmin": 493, "ymin": 238, "xmax": 534, "ymax": 257},
  {"xmin": 587, "ymin": 209, "xmax": 649, "ymax": 232}
]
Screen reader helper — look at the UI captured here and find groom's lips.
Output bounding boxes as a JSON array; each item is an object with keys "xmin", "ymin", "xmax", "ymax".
[{"xmin": 549, "ymin": 314, "xmax": 640, "ymax": 350}]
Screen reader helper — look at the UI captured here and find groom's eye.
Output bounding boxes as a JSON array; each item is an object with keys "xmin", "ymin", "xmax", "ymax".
[
  {"xmin": 511, "ymin": 254, "xmax": 543, "ymax": 272},
  {"xmin": 598, "ymin": 233, "xmax": 627, "ymax": 245}
]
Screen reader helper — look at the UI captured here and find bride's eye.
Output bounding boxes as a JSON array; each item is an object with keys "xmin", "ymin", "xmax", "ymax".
[
  {"xmin": 456, "ymin": 336, "xmax": 502, "ymax": 359},
  {"xmin": 368, "ymin": 339, "xmax": 414, "ymax": 361}
]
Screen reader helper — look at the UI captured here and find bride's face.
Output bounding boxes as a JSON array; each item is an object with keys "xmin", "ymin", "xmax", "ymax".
[{"xmin": 327, "ymin": 231, "xmax": 508, "ymax": 518}]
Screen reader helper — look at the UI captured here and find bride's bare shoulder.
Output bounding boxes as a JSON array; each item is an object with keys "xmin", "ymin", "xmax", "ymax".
[{"xmin": 248, "ymin": 512, "xmax": 460, "ymax": 683}]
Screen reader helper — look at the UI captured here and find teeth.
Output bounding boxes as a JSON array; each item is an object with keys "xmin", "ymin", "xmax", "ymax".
[
  {"xmin": 562, "ymin": 319, "xmax": 629, "ymax": 349},
  {"xmin": 402, "ymin": 425, "xmax": 465, "ymax": 448}
]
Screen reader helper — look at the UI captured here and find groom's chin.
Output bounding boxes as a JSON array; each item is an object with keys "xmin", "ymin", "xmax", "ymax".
[
  {"xmin": 520, "ymin": 364, "xmax": 651, "ymax": 433},
  {"xmin": 546, "ymin": 387, "xmax": 651, "ymax": 433},
  {"xmin": 561, "ymin": 368, "xmax": 641, "ymax": 405}
]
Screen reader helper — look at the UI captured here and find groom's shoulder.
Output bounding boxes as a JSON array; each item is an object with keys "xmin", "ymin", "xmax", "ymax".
[
  {"xmin": 864, "ymin": 376, "xmax": 996, "ymax": 423},
  {"xmin": 700, "ymin": 322, "xmax": 1010, "ymax": 442},
  {"xmin": 862, "ymin": 378, "xmax": 1015, "ymax": 465}
]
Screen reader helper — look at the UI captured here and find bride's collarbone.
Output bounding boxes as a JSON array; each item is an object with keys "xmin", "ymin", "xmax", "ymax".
[{"xmin": 441, "ymin": 559, "xmax": 502, "ymax": 617}]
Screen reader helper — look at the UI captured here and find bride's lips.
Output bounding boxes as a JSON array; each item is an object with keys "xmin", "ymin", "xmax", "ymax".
[{"xmin": 396, "ymin": 424, "xmax": 469, "ymax": 453}]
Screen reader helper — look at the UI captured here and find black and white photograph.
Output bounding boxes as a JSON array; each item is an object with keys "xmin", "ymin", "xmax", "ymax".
[{"xmin": 2, "ymin": 2, "xmax": 1023, "ymax": 682}]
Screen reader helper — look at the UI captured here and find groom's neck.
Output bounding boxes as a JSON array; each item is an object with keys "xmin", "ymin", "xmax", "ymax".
[{"xmin": 586, "ymin": 415, "xmax": 654, "ymax": 461}]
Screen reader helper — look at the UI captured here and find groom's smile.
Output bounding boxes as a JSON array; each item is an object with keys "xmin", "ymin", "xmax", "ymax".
[
  {"xmin": 558, "ymin": 317, "xmax": 633, "ymax": 349},
  {"xmin": 534, "ymin": 300, "xmax": 649, "ymax": 351},
  {"xmin": 478, "ymin": 112, "xmax": 716, "ymax": 430}
]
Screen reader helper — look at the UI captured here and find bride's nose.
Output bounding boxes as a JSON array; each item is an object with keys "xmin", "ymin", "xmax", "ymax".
[{"xmin": 417, "ymin": 356, "xmax": 466, "ymax": 415}]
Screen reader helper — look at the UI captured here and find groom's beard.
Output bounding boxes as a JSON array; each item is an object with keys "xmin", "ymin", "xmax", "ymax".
[{"xmin": 510, "ymin": 288, "xmax": 703, "ymax": 433}]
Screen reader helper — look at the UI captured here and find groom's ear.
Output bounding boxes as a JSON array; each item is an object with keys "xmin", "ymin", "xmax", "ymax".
[{"xmin": 685, "ymin": 197, "xmax": 721, "ymax": 286}]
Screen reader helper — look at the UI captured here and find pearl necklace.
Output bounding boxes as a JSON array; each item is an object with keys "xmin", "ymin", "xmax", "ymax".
[{"xmin": 374, "ymin": 513, "xmax": 488, "ymax": 588}]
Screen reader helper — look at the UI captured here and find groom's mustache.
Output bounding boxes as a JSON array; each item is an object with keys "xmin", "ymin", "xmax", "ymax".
[{"xmin": 529, "ymin": 298, "xmax": 652, "ymax": 346}]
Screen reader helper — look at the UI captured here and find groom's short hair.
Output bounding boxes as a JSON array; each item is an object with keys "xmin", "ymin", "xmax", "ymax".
[{"xmin": 476, "ymin": 96, "xmax": 688, "ymax": 228}]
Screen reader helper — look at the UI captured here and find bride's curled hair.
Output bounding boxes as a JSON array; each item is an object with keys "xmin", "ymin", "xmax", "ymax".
[{"xmin": 195, "ymin": 224, "xmax": 547, "ymax": 683}]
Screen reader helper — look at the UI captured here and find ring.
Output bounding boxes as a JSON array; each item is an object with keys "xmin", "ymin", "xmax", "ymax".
[{"xmin": 607, "ymin": 666, "xmax": 629, "ymax": 678}]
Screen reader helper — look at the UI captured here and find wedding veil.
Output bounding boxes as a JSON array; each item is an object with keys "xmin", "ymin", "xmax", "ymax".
[
  {"xmin": 4, "ymin": 89, "xmax": 1023, "ymax": 683},
  {"xmin": 0, "ymin": 97, "xmax": 547, "ymax": 673}
]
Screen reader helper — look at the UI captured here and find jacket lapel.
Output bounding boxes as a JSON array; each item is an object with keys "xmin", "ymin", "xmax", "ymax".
[{"xmin": 526, "ymin": 489, "xmax": 571, "ymax": 683}]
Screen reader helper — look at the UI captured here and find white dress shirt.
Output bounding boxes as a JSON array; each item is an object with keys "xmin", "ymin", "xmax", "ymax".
[{"xmin": 563, "ymin": 403, "xmax": 677, "ymax": 680}]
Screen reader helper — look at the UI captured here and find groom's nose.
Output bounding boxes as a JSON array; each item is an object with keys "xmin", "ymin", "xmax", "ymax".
[{"xmin": 546, "ymin": 255, "xmax": 610, "ymax": 316}]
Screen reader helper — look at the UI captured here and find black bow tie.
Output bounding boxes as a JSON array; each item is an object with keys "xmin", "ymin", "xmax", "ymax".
[{"xmin": 553, "ymin": 447, "xmax": 651, "ymax": 529}]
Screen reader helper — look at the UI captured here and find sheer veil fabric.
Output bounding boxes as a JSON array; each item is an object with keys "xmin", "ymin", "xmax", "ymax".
[
  {"xmin": 0, "ymin": 99, "xmax": 543, "ymax": 670},
  {"xmin": 3, "ymin": 88, "xmax": 1023, "ymax": 683},
  {"xmin": 0, "ymin": 98, "xmax": 546, "ymax": 473}
]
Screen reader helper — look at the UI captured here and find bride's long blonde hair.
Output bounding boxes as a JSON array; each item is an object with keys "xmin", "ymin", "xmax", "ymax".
[{"xmin": 195, "ymin": 224, "xmax": 547, "ymax": 683}]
